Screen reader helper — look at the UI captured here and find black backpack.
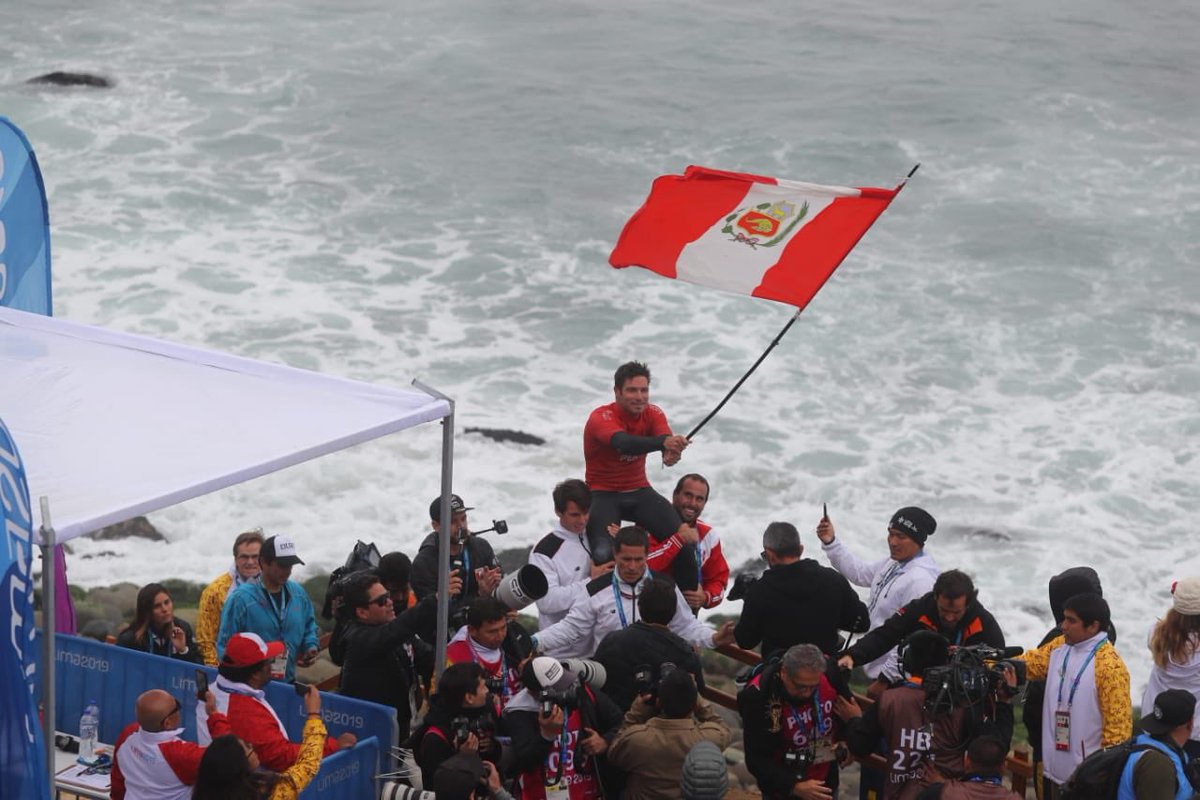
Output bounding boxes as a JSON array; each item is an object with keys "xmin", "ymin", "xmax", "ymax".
[{"xmin": 1059, "ymin": 739, "xmax": 1157, "ymax": 800}]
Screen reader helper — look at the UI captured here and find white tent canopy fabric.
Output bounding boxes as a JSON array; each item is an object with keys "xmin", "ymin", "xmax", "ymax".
[{"xmin": 0, "ymin": 306, "xmax": 451, "ymax": 543}]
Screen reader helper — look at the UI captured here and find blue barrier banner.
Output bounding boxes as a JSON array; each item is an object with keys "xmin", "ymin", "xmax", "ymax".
[
  {"xmin": 301, "ymin": 736, "xmax": 379, "ymax": 799},
  {"xmin": 0, "ymin": 418, "xmax": 50, "ymax": 800},
  {"xmin": 0, "ymin": 117, "xmax": 53, "ymax": 315},
  {"xmin": 43, "ymin": 635, "xmax": 395, "ymax": 797}
]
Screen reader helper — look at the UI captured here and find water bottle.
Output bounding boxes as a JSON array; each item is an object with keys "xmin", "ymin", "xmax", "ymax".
[{"xmin": 78, "ymin": 700, "xmax": 99, "ymax": 764}]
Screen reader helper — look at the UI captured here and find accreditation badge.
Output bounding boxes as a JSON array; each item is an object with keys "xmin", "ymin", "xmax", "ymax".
[
  {"xmin": 271, "ymin": 647, "xmax": 289, "ymax": 681},
  {"xmin": 1053, "ymin": 710, "xmax": 1071, "ymax": 752}
]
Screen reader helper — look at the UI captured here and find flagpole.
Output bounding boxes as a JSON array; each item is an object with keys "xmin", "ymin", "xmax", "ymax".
[
  {"xmin": 683, "ymin": 164, "xmax": 919, "ymax": 441},
  {"xmin": 685, "ymin": 307, "xmax": 802, "ymax": 440}
]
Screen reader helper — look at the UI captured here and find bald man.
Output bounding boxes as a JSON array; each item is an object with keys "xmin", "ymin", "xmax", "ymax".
[{"xmin": 111, "ymin": 689, "xmax": 229, "ymax": 800}]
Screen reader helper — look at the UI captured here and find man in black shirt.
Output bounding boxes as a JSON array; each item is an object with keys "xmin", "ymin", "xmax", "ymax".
[{"xmin": 734, "ymin": 521, "xmax": 869, "ymax": 659}]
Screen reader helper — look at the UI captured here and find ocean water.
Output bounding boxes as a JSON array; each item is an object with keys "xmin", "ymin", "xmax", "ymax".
[{"xmin": 2, "ymin": 0, "xmax": 1197, "ymax": 698}]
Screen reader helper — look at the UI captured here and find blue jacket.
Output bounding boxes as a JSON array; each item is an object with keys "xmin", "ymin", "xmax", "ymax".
[
  {"xmin": 1117, "ymin": 733, "xmax": 1191, "ymax": 800},
  {"xmin": 216, "ymin": 579, "xmax": 319, "ymax": 681}
]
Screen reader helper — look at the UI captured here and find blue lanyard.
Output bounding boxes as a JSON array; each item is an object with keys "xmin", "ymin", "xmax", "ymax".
[
  {"xmin": 612, "ymin": 573, "xmax": 636, "ymax": 628},
  {"xmin": 967, "ymin": 775, "xmax": 1004, "ymax": 785},
  {"xmin": 868, "ymin": 555, "xmax": 918, "ymax": 614},
  {"xmin": 544, "ymin": 714, "xmax": 571, "ymax": 786},
  {"xmin": 261, "ymin": 584, "xmax": 289, "ymax": 629},
  {"xmin": 787, "ymin": 690, "xmax": 830, "ymax": 737},
  {"xmin": 694, "ymin": 544, "xmax": 704, "ymax": 587},
  {"xmin": 1056, "ymin": 637, "xmax": 1107, "ymax": 709}
]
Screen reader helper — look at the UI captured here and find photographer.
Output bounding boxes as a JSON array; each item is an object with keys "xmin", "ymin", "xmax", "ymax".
[
  {"xmin": 411, "ymin": 493, "xmax": 503, "ymax": 602},
  {"xmin": 609, "ymin": 668, "xmax": 731, "ymax": 800},
  {"xmin": 328, "ymin": 569, "xmax": 447, "ymax": 739},
  {"xmin": 594, "ymin": 577, "xmax": 706, "ymax": 712},
  {"xmin": 732, "ymin": 521, "xmax": 869, "ymax": 659},
  {"xmin": 738, "ymin": 643, "xmax": 852, "ymax": 800},
  {"xmin": 835, "ymin": 631, "xmax": 1016, "ymax": 799},
  {"xmin": 415, "ymin": 662, "xmax": 504, "ymax": 788},
  {"xmin": 447, "ymin": 597, "xmax": 535, "ymax": 712},
  {"xmin": 504, "ymin": 657, "xmax": 624, "ymax": 800}
]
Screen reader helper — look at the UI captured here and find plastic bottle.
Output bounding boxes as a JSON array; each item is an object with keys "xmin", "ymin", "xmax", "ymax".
[{"xmin": 78, "ymin": 700, "xmax": 99, "ymax": 763}]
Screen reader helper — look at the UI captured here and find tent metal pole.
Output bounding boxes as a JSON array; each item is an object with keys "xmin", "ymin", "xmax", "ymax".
[
  {"xmin": 412, "ymin": 381, "xmax": 455, "ymax": 683},
  {"xmin": 39, "ymin": 496, "xmax": 57, "ymax": 796}
]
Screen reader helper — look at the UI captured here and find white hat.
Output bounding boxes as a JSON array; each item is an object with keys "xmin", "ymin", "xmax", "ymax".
[
  {"xmin": 527, "ymin": 657, "xmax": 575, "ymax": 692},
  {"xmin": 1173, "ymin": 577, "xmax": 1200, "ymax": 616}
]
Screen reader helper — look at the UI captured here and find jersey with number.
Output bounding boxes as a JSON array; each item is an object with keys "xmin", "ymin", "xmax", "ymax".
[
  {"xmin": 517, "ymin": 706, "xmax": 603, "ymax": 800},
  {"xmin": 877, "ymin": 683, "xmax": 970, "ymax": 799},
  {"xmin": 748, "ymin": 670, "xmax": 841, "ymax": 786}
]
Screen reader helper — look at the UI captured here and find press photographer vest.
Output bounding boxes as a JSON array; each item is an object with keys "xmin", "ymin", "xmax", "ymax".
[
  {"xmin": 517, "ymin": 704, "xmax": 603, "ymax": 800},
  {"xmin": 877, "ymin": 682, "xmax": 971, "ymax": 799}
]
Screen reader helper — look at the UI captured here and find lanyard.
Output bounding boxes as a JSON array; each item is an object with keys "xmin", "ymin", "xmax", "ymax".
[
  {"xmin": 868, "ymin": 555, "xmax": 918, "ymax": 614},
  {"xmin": 612, "ymin": 573, "xmax": 637, "ymax": 628},
  {"xmin": 787, "ymin": 690, "xmax": 830, "ymax": 737},
  {"xmin": 469, "ymin": 641, "xmax": 510, "ymax": 698},
  {"xmin": 261, "ymin": 584, "xmax": 289, "ymax": 629},
  {"xmin": 1056, "ymin": 637, "xmax": 1107, "ymax": 709},
  {"xmin": 462, "ymin": 547, "xmax": 473, "ymax": 595},
  {"xmin": 544, "ymin": 714, "xmax": 571, "ymax": 786},
  {"xmin": 967, "ymin": 775, "xmax": 1004, "ymax": 785},
  {"xmin": 694, "ymin": 545, "xmax": 704, "ymax": 587}
]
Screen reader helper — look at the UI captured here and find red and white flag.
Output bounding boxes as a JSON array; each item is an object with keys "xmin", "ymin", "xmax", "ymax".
[{"xmin": 609, "ymin": 166, "xmax": 902, "ymax": 308}]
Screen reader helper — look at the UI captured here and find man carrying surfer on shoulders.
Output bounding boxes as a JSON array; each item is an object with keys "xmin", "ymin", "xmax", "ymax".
[{"xmin": 583, "ymin": 361, "xmax": 689, "ymax": 565}]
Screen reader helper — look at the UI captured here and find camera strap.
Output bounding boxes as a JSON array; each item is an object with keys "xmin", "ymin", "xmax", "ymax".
[{"xmin": 544, "ymin": 714, "xmax": 571, "ymax": 788}]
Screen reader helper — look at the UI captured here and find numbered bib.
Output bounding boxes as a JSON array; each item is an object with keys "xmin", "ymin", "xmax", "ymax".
[{"xmin": 1054, "ymin": 710, "xmax": 1071, "ymax": 752}]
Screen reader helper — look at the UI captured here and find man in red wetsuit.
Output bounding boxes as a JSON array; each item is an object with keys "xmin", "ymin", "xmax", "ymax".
[{"xmin": 583, "ymin": 361, "xmax": 689, "ymax": 565}]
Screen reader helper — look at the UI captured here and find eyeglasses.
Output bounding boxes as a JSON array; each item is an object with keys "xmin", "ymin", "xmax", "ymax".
[
  {"xmin": 365, "ymin": 593, "xmax": 392, "ymax": 608},
  {"xmin": 158, "ymin": 698, "xmax": 181, "ymax": 730},
  {"xmin": 235, "ymin": 553, "xmax": 260, "ymax": 562}
]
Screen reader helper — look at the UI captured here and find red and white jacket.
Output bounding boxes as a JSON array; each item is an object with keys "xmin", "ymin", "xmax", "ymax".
[
  {"xmin": 647, "ymin": 520, "xmax": 730, "ymax": 608},
  {"xmin": 196, "ymin": 675, "xmax": 340, "ymax": 771},
  {"xmin": 446, "ymin": 627, "xmax": 523, "ymax": 711},
  {"xmin": 111, "ymin": 712, "xmax": 231, "ymax": 800}
]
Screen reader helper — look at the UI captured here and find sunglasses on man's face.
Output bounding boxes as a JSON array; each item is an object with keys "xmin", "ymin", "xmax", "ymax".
[{"xmin": 364, "ymin": 593, "xmax": 392, "ymax": 608}]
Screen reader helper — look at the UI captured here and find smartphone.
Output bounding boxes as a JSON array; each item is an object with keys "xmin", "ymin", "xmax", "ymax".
[
  {"xmin": 822, "ymin": 502, "xmax": 829, "ymax": 521},
  {"xmin": 294, "ymin": 681, "xmax": 311, "ymax": 697},
  {"xmin": 195, "ymin": 669, "xmax": 209, "ymax": 700}
]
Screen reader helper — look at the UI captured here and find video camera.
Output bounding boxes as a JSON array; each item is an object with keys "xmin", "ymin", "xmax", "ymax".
[
  {"xmin": 922, "ymin": 644, "xmax": 1026, "ymax": 715},
  {"xmin": 633, "ymin": 661, "xmax": 678, "ymax": 700},
  {"xmin": 454, "ymin": 520, "xmax": 508, "ymax": 544},
  {"xmin": 322, "ymin": 540, "xmax": 383, "ymax": 620}
]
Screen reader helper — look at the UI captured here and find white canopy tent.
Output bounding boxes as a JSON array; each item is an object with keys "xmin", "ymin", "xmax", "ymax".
[{"xmin": 0, "ymin": 306, "xmax": 460, "ymax": 792}]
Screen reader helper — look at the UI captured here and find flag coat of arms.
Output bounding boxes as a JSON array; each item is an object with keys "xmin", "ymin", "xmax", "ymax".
[{"xmin": 609, "ymin": 165, "xmax": 900, "ymax": 308}]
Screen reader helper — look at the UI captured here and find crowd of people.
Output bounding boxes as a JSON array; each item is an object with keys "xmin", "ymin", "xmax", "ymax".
[{"xmin": 99, "ymin": 361, "xmax": 1200, "ymax": 800}]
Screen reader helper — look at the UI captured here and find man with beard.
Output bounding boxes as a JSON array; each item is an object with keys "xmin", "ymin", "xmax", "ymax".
[{"xmin": 647, "ymin": 474, "xmax": 730, "ymax": 611}]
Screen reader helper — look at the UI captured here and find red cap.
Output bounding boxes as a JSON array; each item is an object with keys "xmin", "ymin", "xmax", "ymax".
[{"xmin": 223, "ymin": 632, "xmax": 285, "ymax": 667}]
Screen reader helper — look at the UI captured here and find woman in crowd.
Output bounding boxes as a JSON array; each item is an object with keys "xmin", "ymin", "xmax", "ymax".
[
  {"xmin": 1144, "ymin": 575, "xmax": 1200, "ymax": 759},
  {"xmin": 192, "ymin": 684, "xmax": 327, "ymax": 799},
  {"xmin": 116, "ymin": 582, "xmax": 203, "ymax": 663}
]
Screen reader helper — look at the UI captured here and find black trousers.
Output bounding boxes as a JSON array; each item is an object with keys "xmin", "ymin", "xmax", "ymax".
[{"xmin": 584, "ymin": 487, "xmax": 687, "ymax": 579}]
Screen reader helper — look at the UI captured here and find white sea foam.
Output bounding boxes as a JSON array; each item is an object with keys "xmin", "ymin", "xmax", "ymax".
[{"xmin": 4, "ymin": 0, "xmax": 1199, "ymax": 698}]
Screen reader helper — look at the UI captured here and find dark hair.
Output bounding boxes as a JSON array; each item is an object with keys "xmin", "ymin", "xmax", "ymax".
[
  {"xmin": 966, "ymin": 734, "xmax": 1008, "ymax": 772},
  {"xmin": 658, "ymin": 668, "xmax": 698, "ymax": 718},
  {"xmin": 231, "ymin": 530, "xmax": 264, "ymax": 556},
  {"xmin": 437, "ymin": 662, "xmax": 485, "ymax": 708},
  {"xmin": 130, "ymin": 583, "xmax": 171, "ymax": 646},
  {"xmin": 340, "ymin": 570, "xmax": 383, "ymax": 613},
  {"xmin": 613, "ymin": 361, "xmax": 651, "ymax": 391},
  {"xmin": 1064, "ymin": 592, "xmax": 1111, "ymax": 631},
  {"xmin": 377, "ymin": 552, "xmax": 411, "ymax": 591},
  {"xmin": 672, "ymin": 474, "xmax": 710, "ymax": 500},
  {"xmin": 552, "ymin": 479, "xmax": 592, "ymax": 514},
  {"xmin": 638, "ymin": 578, "xmax": 677, "ymax": 625},
  {"xmin": 467, "ymin": 597, "xmax": 508, "ymax": 629},
  {"xmin": 933, "ymin": 570, "xmax": 977, "ymax": 602},
  {"xmin": 192, "ymin": 735, "xmax": 276, "ymax": 799},
  {"xmin": 614, "ymin": 526, "xmax": 649, "ymax": 553},
  {"xmin": 899, "ymin": 630, "xmax": 950, "ymax": 678},
  {"xmin": 218, "ymin": 660, "xmax": 269, "ymax": 684},
  {"xmin": 762, "ymin": 522, "xmax": 802, "ymax": 558}
]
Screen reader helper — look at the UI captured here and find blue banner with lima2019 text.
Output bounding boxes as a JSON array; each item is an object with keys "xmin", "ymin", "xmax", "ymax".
[
  {"xmin": 0, "ymin": 116, "xmax": 53, "ymax": 316},
  {"xmin": 0, "ymin": 417, "xmax": 49, "ymax": 800}
]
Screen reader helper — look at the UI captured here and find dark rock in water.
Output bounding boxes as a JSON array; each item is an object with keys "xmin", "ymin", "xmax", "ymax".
[
  {"xmin": 961, "ymin": 527, "xmax": 1011, "ymax": 542},
  {"xmin": 89, "ymin": 516, "xmax": 165, "ymax": 542},
  {"xmin": 27, "ymin": 71, "xmax": 113, "ymax": 88},
  {"xmin": 464, "ymin": 427, "xmax": 546, "ymax": 446}
]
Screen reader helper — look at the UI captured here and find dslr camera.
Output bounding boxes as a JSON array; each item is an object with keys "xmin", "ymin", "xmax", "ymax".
[
  {"xmin": 783, "ymin": 748, "xmax": 814, "ymax": 780},
  {"xmin": 450, "ymin": 714, "xmax": 484, "ymax": 745},
  {"xmin": 633, "ymin": 661, "xmax": 678, "ymax": 700}
]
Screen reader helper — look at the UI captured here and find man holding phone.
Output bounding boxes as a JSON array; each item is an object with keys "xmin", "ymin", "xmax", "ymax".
[{"xmin": 196, "ymin": 632, "xmax": 355, "ymax": 770}]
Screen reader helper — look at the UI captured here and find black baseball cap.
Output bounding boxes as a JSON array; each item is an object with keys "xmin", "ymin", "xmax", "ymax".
[
  {"xmin": 260, "ymin": 534, "xmax": 305, "ymax": 566},
  {"xmin": 429, "ymin": 493, "xmax": 473, "ymax": 522},
  {"xmin": 1140, "ymin": 689, "xmax": 1196, "ymax": 736}
]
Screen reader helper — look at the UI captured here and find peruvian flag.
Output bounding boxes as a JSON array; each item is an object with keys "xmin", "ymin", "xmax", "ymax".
[{"xmin": 609, "ymin": 166, "xmax": 902, "ymax": 308}]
